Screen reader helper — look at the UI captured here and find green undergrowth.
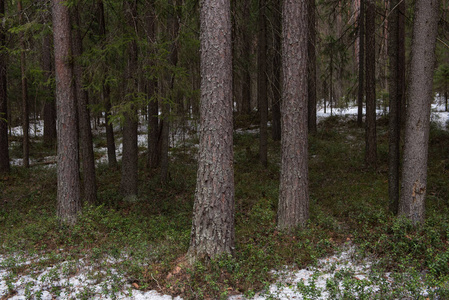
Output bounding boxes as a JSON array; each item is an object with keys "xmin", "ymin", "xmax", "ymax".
[{"xmin": 1, "ymin": 115, "xmax": 449, "ymax": 299}]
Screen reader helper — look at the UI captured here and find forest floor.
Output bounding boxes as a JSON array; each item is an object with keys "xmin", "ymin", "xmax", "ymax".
[{"xmin": 1, "ymin": 101, "xmax": 448, "ymax": 299}]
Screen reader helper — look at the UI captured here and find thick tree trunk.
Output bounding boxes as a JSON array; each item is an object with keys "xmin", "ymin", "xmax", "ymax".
[
  {"xmin": 357, "ymin": 0, "xmax": 365, "ymax": 127},
  {"xmin": 271, "ymin": 0, "xmax": 281, "ymax": 141},
  {"xmin": 72, "ymin": 4, "xmax": 97, "ymax": 205},
  {"xmin": 52, "ymin": 0, "xmax": 81, "ymax": 226},
  {"xmin": 18, "ymin": 1, "xmax": 29, "ymax": 168},
  {"xmin": 365, "ymin": 0, "xmax": 377, "ymax": 167},
  {"xmin": 0, "ymin": 0, "xmax": 8, "ymax": 174},
  {"xmin": 120, "ymin": 0, "xmax": 139, "ymax": 198},
  {"xmin": 258, "ymin": 0, "xmax": 268, "ymax": 167},
  {"xmin": 188, "ymin": 0, "xmax": 234, "ymax": 261},
  {"xmin": 42, "ymin": 33, "xmax": 57, "ymax": 147},
  {"xmin": 278, "ymin": 0, "xmax": 309, "ymax": 231},
  {"xmin": 399, "ymin": 0, "xmax": 440, "ymax": 224},
  {"xmin": 388, "ymin": 0, "xmax": 405, "ymax": 214},
  {"xmin": 307, "ymin": 0, "xmax": 317, "ymax": 134}
]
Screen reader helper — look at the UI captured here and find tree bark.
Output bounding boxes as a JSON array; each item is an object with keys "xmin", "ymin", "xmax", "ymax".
[
  {"xmin": 241, "ymin": 0, "xmax": 252, "ymax": 115},
  {"xmin": 399, "ymin": 0, "xmax": 440, "ymax": 224},
  {"xmin": 357, "ymin": 0, "xmax": 365, "ymax": 127},
  {"xmin": 0, "ymin": 0, "xmax": 8, "ymax": 174},
  {"xmin": 42, "ymin": 33, "xmax": 57, "ymax": 148},
  {"xmin": 18, "ymin": 1, "xmax": 29, "ymax": 168},
  {"xmin": 120, "ymin": 0, "xmax": 139, "ymax": 198},
  {"xmin": 271, "ymin": 0, "xmax": 281, "ymax": 141},
  {"xmin": 365, "ymin": 0, "xmax": 377, "ymax": 167},
  {"xmin": 258, "ymin": 0, "xmax": 268, "ymax": 167},
  {"xmin": 52, "ymin": 0, "xmax": 81, "ymax": 226},
  {"xmin": 278, "ymin": 0, "xmax": 309, "ymax": 231},
  {"xmin": 188, "ymin": 0, "xmax": 234, "ymax": 261},
  {"xmin": 307, "ymin": 0, "xmax": 317, "ymax": 134},
  {"xmin": 72, "ymin": 4, "xmax": 97, "ymax": 205},
  {"xmin": 388, "ymin": 0, "xmax": 405, "ymax": 214}
]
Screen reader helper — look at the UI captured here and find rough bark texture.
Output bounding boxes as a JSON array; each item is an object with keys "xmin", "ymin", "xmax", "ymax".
[
  {"xmin": 365, "ymin": 0, "xmax": 377, "ymax": 167},
  {"xmin": 241, "ymin": 0, "xmax": 252, "ymax": 114},
  {"xmin": 188, "ymin": 0, "xmax": 235, "ymax": 261},
  {"xmin": 42, "ymin": 33, "xmax": 57, "ymax": 147},
  {"xmin": 0, "ymin": 0, "xmax": 8, "ymax": 174},
  {"xmin": 278, "ymin": 0, "xmax": 309, "ymax": 231},
  {"xmin": 307, "ymin": 0, "xmax": 317, "ymax": 134},
  {"xmin": 120, "ymin": 0, "xmax": 139, "ymax": 198},
  {"xmin": 258, "ymin": 0, "xmax": 268, "ymax": 167},
  {"xmin": 271, "ymin": 0, "xmax": 281, "ymax": 141},
  {"xmin": 72, "ymin": 4, "xmax": 97, "ymax": 205},
  {"xmin": 98, "ymin": 0, "xmax": 117, "ymax": 169},
  {"xmin": 388, "ymin": 0, "xmax": 405, "ymax": 214},
  {"xmin": 357, "ymin": 0, "xmax": 365, "ymax": 127},
  {"xmin": 399, "ymin": 0, "xmax": 440, "ymax": 224},
  {"xmin": 52, "ymin": 0, "xmax": 81, "ymax": 226},
  {"xmin": 19, "ymin": 1, "xmax": 29, "ymax": 168}
]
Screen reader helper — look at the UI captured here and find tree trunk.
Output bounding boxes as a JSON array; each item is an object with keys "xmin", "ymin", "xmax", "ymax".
[
  {"xmin": 307, "ymin": 0, "xmax": 317, "ymax": 134},
  {"xmin": 42, "ymin": 33, "xmax": 57, "ymax": 148},
  {"xmin": 18, "ymin": 1, "xmax": 29, "ymax": 168},
  {"xmin": 0, "ymin": 0, "xmax": 8, "ymax": 174},
  {"xmin": 365, "ymin": 0, "xmax": 377, "ymax": 167},
  {"xmin": 97, "ymin": 0, "xmax": 117, "ymax": 169},
  {"xmin": 388, "ymin": 0, "xmax": 405, "ymax": 214},
  {"xmin": 278, "ymin": 0, "xmax": 309, "ymax": 231},
  {"xmin": 271, "ymin": 0, "xmax": 281, "ymax": 141},
  {"xmin": 146, "ymin": 0, "xmax": 159, "ymax": 169},
  {"xmin": 357, "ymin": 0, "xmax": 365, "ymax": 127},
  {"xmin": 241, "ymin": 0, "xmax": 252, "ymax": 115},
  {"xmin": 399, "ymin": 0, "xmax": 440, "ymax": 224},
  {"xmin": 188, "ymin": 0, "xmax": 234, "ymax": 261},
  {"xmin": 72, "ymin": 4, "xmax": 97, "ymax": 205},
  {"xmin": 52, "ymin": 0, "xmax": 81, "ymax": 226},
  {"xmin": 120, "ymin": 0, "xmax": 139, "ymax": 198},
  {"xmin": 258, "ymin": 0, "xmax": 268, "ymax": 167}
]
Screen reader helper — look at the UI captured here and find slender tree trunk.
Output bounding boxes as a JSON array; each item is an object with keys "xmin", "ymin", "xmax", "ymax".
[
  {"xmin": 52, "ymin": 0, "xmax": 81, "ymax": 226},
  {"xmin": 18, "ymin": 1, "xmax": 29, "ymax": 168},
  {"xmin": 399, "ymin": 0, "xmax": 440, "ymax": 224},
  {"xmin": 271, "ymin": 0, "xmax": 281, "ymax": 141},
  {"xmin": 307, "ymin": 0, "xmax": 317, "ymax": 134},
  {"xmin": 357, "ymin": 0, "xmax": 365, "ymax": 127},
  {"xmin": 97, "ymin": 0, "xmax": 117, "ymax": 168},
  {"xmin": 120, "ymin": 0, "xmax": 139, "ymax": 198},
  {"xmin": 365, "ymin": 0, "xmax": 377, "ymax": 167},
  {"xmin": 278, "ymin": 0, "xmax": 309, "ymax": 231},
  {"xmin": 0, "ymin": 0, "xmax": 8, "ymax": 174},
  {"xmin": 241, "ymin": 0, "xmax": 252, "ymax": 114},
  {"xmin": 42, "ymin": 33, "xmax": 57, "ymax": 147},
  {"xmin": 146, "ymin": 0, "xmax": 159, "ymax": 169},
  {"xmin": 258, "ymin": 0, "xmax": 268, "ymax": 167},
  {"xmin": 388, "ymin": 0, "xmax": 405, "ymax": 214},
  {"xmin": 72, "ymin": 4, "xmax": 97, "ymax": 205},
  {"xmin": 188, "ymin": 0, "xmax": 234, "ymax": 261}
]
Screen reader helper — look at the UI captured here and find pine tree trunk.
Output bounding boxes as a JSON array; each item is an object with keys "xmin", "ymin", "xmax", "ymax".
[
  {"xmin": 278, "ymin": 0, "xmax": 309, "ymax": 231},
  {"xmin": 365, "ymin": 0, "xmax": 377, "ymax": 167},
  {"xmin": 271, "ymin": 0, "xmax": 281, "ymax": 141},
  {"xmin": 388, "ymin": 0, "xmax": 405, "ymax": 214},
  {"xmin": 120, "ymin": 0, "xmax": 139, "ymax": 198},
  {"xmin": 307, "ymin": 0, "xmax": 317, "ymax": 134},
  {"xmin": 258, "ymin": 0, "xmax": 268, "ymax": 167},
  {"xmin": 0, "ymin": 0, "xmax": 8, "ymax": 174},
  {"xmin": 72, "ymin": 4, "xmax": 97, "ymax": 205},
  {"xmin": 188, "ymin": 0, "xmax": 234, "ymax": 261},
  {"xmin": 18, "ymin": 1, "xmax": 29, "ymax": 168},
  {"xmin": 241, "ymin": 0, "xmax": 252, "ymax": 115},
  {"xmin": 42, "ymin": 33, "xmax": 57, "ymax": 148},
  {"xmin": 52, "ymin": 0, "xmax": 81, "ymax": 226},
  {"xmin": 357, "ymin": 0, "xmax": 365, "ymax": 127},
  {"xmin": 399, "ymin": 0, "xmax": 440, "ymax": 224}
]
